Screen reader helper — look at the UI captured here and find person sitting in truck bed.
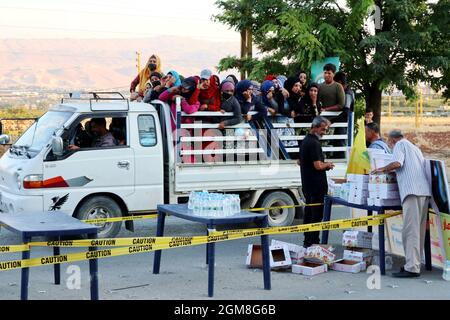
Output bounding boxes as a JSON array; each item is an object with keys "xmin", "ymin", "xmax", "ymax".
[
  {"xmin": 69, "ymin": 118, "xmax": 116, "ymax": 150},
  {"xmin": 130, "ymin": 54, "xmax": 162, "ymax": 101},
  {"xmin": 148, "ymin": 70, "xmax": 181, "ymax": 101},
  {"xmin": 198, "ymin": 69, "xmax": 221, "ymax": 112}
]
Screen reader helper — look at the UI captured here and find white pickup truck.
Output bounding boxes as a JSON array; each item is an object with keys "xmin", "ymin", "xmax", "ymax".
[{"xmin": 0, "ymin": 92, "xmax": 352, "ymax": 238}]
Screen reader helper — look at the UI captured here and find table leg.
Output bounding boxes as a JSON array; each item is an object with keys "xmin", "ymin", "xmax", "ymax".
[
  {"xmin": 20, "ymin": 236, "xmax": 31, "ymax": 301},
  {"xmin": 53, "ymin": 237, "xmax": 61, "ymax": 285},
  {"xmin": 368, "ymin": 210, "xmax": 373, "ymax": 233},
  {"xmin": 88, "ymin": 233, "xmax": 99, "ymax": 301},
  {"xmin": 153, "ymin": 211, "xmax": 166, "ymax": 274},
  {"xmin": 260, "ymin": 216, "xmax": 271, "ymax": 290},
  {"xmin": 321, "ymin": 197, "xmax": 333, "ymax": 245},
  {"xmin": 206, "ymin": 228, "xmax": 209, "ymax": 265},
  {"xmin": 425, "ymin": 214, "xmax": 432, "ymax": 271},
  {"xmin": 207, "ymin": 223, "xmax": 215, "ymax": 298},
  {"xmin": 378, "ymin": 210, "xmax": 386, "ymax": 275}
]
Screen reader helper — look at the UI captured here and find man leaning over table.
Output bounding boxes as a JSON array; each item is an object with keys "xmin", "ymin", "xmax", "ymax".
[{"xmin": 371, "ymin": 130, "xmax": 431, "ymax": 278}]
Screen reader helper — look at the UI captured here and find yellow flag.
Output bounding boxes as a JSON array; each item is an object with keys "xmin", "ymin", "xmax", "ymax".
[{"xmin": 346, "ymin": 117, "xmax": 371, "ymax": 175}]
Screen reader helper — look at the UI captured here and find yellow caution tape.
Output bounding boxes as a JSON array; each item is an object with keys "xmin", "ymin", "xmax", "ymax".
[
  {"xmin": 0, "ymin": 212, "xmax": 401, "ymax": 271},
  {"xmin": 0, "ymin": 244, "xmax": 30, "ymax": 253}
]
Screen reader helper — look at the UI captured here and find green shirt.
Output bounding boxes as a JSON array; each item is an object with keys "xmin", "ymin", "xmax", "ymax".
[{"xmin": 318, "ymin": 81, "xmax": 345, "ymax": 109}]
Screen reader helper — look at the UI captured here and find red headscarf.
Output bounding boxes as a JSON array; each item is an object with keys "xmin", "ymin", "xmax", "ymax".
[
  {"xmin": 265, "ymin": 74, "xmax": 277, "ymax": 81},
  {"xmin": 198, "ymin": 75, "xmax": 221, "ymax": 111}
]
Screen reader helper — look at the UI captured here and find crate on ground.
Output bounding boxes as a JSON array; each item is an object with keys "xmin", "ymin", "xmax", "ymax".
[
  {"xmin": 292, "ymin": 262, "xmax": 328, "ymax": 276},
  {"xmin": 271, "ymin": 240, "xmax": 306, "ymax": 265},
  {"xmin": 342, "ymin": 230, "xmax": 373, "ymax": 249},
  {"xmin": 304, "ymin": 245, "xmax": 336, "ymax": 265}
]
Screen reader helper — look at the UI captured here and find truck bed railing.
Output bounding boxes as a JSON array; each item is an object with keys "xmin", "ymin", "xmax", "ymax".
[{"xmin": 175, "ymin": 106, "xmax": 353, "ymax": 165}]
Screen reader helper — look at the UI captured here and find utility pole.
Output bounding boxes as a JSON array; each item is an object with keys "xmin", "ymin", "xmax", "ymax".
[
  {"xmin": 240, "ymin": 0, "xmax": 252, "ymax": 80},
  {"xmin": 136, "ymin": 51, "xmax": 141, "ymax": 75}
]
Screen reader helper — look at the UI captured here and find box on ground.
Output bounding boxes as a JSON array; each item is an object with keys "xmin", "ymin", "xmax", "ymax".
[
  {"xmin": 343, "ymin": 248, "xmax": 373, "ymax": 267},
  {"xmin": 305, "ymin": 245, "xmax": 336, "ymax": 265},
  {"xmin": 271, "ymin": 240, "xmax": 306, "ymax": 265},
  {"xmin": 368, "ymin": 183, "xmax": 399, "ymax": 192},
  {"xmin": 343, "ymin": 231, "xmax": 373, "ymax": 249},
  {"xmin": 246, "ymin": 244, "xmax": 292, "ymax": 269},
  {"xmin": 292, "ymin": 262, "xmax": 328, "ymax": 276},
  {"xmin": 331, "ymin": 259, "xmax": 367, "ymax": 273},
  {"xmin": 347, "ymin": 174, "xmax": 369, "ymax": 183}
]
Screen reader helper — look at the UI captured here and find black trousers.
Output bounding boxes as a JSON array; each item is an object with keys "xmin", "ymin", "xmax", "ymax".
[{"xmin": 302, "ymin": 188, "xmax": 326, "ymax": 247}]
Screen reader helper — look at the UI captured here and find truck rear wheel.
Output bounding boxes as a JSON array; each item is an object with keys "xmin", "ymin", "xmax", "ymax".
[
  {"xmin": 259, "ymin": 191, "xmax": 296, "ymax": 227},
  {"xmin": 75, "ymin": 196, "xmax": 122, "ymax": 238}
]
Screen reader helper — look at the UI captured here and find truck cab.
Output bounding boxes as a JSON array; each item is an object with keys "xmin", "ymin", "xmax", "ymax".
[{"xmin": 0, "ymin": 93, "xmax": 164, "ymax": 237}]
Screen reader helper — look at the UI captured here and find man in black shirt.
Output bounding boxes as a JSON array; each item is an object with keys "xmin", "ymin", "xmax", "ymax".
[{"xmin": 299, "ymin": 116, "xmax": 335, "ymax": 247}]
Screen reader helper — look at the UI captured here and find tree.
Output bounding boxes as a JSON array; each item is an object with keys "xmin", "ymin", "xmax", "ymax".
[{"xmin": 214, "ymin": 0, "xmax": 449, "ymax": 125}]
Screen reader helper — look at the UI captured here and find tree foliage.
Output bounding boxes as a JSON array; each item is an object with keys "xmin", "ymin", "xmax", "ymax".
[{"xmin": 214, "ymin": 0, "xmax": 449, "ymax": 124}]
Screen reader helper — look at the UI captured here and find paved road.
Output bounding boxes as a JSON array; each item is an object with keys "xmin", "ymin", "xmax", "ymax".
[{"xmin": 1, "ymin": 207, "xmax": 449, "ymax": 300}]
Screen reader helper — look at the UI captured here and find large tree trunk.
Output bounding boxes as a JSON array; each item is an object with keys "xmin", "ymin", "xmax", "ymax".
[{"xmin": 365, "ymin": 83, "xmax": 383, "ymax": 126}]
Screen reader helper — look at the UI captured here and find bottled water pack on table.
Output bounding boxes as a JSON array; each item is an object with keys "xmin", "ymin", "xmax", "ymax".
[{"xmin": 188, "ymin": 191, "xmax": 241, "ymax": 217}]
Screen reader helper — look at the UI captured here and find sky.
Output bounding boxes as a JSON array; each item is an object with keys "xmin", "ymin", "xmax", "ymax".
[{"xmin": 0, "ymin": 0, "xmax": 239, "ymax": 42}]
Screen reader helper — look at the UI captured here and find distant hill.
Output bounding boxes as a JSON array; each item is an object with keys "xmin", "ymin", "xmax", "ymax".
[{"xmin": 0, "ymin": 37, "xmax": 240, "ymax": 90}]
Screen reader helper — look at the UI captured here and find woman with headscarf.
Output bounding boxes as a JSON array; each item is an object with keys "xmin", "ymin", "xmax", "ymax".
[
  {"xmin": 284, "ymin": 76, "xmax": 303, "ymax": 120},
  {"xmin": 261, "ymin": 80, "xmax": 297, "ymax": 148},
  {"xmin": 159, "ymin": 75, "xmax": 199, "ymax": 132},
  {"xmin": 143, "ymin": 72, "xmax": 162, "ymax": 103},
  {"xmin": 296, "ymin": 70, "xmax": 309, "ymax": 97},
  {"xmin": 130, "ymin": 54, "xmax": 162, "ymax": 100},
  {"xmin": 235, "ymin": 80, "xmax": 267, "ymax": 122},
  {"xmin": 198, "ymin": 75, "xmax": 221, "ymax": 112},
  {"xmin": 149, "ymin": 70, "xmax": 181, "ymax": 101},
  {"xmin": 295, "ymin": 83, "xmax": 320, "ymax": 124},
  {"xmin": 225, "ymin": 74, "xmax": 239, "ymax": 86}
]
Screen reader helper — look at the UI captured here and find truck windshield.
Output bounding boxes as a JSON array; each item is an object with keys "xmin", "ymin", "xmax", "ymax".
[{"xmin": 13, "ymin": 110, "xmax": 73, "ymax": 157}]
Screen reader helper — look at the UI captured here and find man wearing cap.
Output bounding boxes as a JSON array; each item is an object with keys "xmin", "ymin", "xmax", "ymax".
[{"xmin": 372, "ymin": 130, "xmax": 432, "ymax": 278}]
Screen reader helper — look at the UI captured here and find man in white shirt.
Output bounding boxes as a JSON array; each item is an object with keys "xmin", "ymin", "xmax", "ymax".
[{"xmin": 372, "ymin": 130, "xmax": 431, "ymax": 278}]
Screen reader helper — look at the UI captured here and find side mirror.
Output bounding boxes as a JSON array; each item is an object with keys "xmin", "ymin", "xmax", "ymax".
[
  {"xmin": 51, "ymin": 136, "xmax": 64, "ymax": 156},
  {"xmin": 0, "ymin": 134, "xmax": 10, "ymax": 145}
]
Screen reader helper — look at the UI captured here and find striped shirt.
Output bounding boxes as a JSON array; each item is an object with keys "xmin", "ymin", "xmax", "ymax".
[{"xmin": 392, "ymin": 139, "xmax": 431, "ymax": 203}]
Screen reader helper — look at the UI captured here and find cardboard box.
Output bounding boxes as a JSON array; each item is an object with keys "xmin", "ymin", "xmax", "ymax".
[
  {"xmin": 342, "ymin": 231, "xmax": 373, "ymax": 249},
  {"xmin": 372, "ymin": 229, "xmax": 392, "ymax": 253},
  {"xmin": 292, "ymin": 262, "xmax": 328, "ymax": 276},
  {"xmin": 271, "ymin": 240, "xmax": 306, "ymax": 265},
  {"xmin": 368, "ymin": 183, "xmax": 399, "ymax": 192},
  {"xmin": 343, "ymin": 248, "xmax": 373, "ymax": 260},
  {"xmin": 347, "ymin": 174, "xmax": 369, "ymax": 183},
  {"xmin": 348, "ymin": 182, "xmax": 369, "ymax": 191},
  {"xmin": 305, "ymin": 245, "xmax": 336, "ymax": 265},
  {"xmin": 349, "ymin": 188, "xmax": 369, "ymax": 199},
  {"xmin": 367, "ymin": 198, "xmax": 375, "ymax": 206},
  {"xmin": 246, "ymin": 244, "xmax": 292, "ymax": 269},
  {"xmin": 331, "ymin": 259, "xmax": 366, "ymax": 273},
  {"xmin": 369, "ymin": 173, "xmax": 397, "ymax": 184},
  {"xmin": 347, "ymin": 195, "xmax": 368, "ymax": 205},
  {"xmin": 369, "ymin": 190, "xmax": 400, "ymax": 200}
]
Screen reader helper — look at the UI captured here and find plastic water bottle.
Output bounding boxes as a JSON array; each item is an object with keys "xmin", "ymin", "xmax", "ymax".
[{"xmin": 443, "ymin": 260, "xmax": 450, "ymax": 281}]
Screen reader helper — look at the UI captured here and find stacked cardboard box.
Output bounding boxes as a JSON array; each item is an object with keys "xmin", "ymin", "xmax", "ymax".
[
  {"xmin": 367, "ymin": 152, "xmax": 401, "ymax": 207},
  {"xmin": 346, "ymin": 174, "xmax": 369, "ymax": 205},
  {"xmin": 338, "ymin": 231, "xmax": 374, "ymax": 271}
]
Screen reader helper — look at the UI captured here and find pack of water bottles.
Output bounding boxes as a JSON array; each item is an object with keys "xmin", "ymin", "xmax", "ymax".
[{"xmin": 188, "ymin": 191, "xmax": 241, "ymax": 217}]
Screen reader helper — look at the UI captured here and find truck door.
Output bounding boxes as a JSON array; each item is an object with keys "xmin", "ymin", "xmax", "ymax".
[
  {"xmin": 43, "ymin": 114, "xmax": 135, "ymax": 214},
  {"xmin": 126, "ymin": 112, "xmax": 164, "ymax": 212}
]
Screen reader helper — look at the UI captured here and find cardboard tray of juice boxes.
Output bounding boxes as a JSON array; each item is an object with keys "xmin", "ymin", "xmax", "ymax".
[{"xmin": 246, "ymin": 231, "xmax": 377, "ymax": 276}]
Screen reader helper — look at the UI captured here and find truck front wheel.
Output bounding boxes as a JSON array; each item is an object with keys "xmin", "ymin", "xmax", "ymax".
[
  {"xmin": 75, "ymin": 196, "xmax": 122, "ymax": 238},
  {"xmin": 258, "ymin": 192, "xmax": 296, "ymax": 227}
]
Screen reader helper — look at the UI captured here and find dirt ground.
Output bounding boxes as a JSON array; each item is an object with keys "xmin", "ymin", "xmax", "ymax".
[{"xmin": 382, "ymin": 117, "xmax": 450, "ymax": 180}]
